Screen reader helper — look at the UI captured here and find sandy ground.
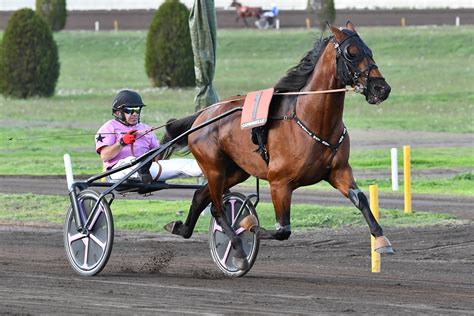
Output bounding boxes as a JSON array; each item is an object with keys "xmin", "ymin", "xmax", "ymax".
[
  {"xmin": 1, "ymin": 115, "xmax": 472, "ymax": 313},
  {"xmin": 0, "ymin": 223, "xmax": 472, "ymax": 314}
]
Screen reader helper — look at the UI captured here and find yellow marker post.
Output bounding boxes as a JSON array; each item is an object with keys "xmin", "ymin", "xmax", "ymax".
[
  {"xmin": 114, "ymin": 20, "xmax": 119, "ymax": 32},
  {"xmin": 401, "ymin": 17, "xmax": 406, "ymax": 27},
  {"xmin": 403, "ymin": 145, "xmax": 412, "ymax": 214},
  {"xmin": 369, "ymin": 184, "xmax": 381, "ymax": 273}
]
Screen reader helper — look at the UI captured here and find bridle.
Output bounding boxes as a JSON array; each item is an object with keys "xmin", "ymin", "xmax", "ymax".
[{"xmin": 330, "ymin": 30, "xmax": 381, "ymax": 96}]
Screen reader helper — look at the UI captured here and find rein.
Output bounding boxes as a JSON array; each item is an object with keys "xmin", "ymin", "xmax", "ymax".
[
  {"xmin": 131, "ymin": 87, "xmax": 357, "ymax": 144},
  {"xmin": 135, "ymin": 86, "xmax": 354, "ymax": 135},
  {"xmin": 6, "ymin": 88, "xmax": 356, "ymax": 143}
]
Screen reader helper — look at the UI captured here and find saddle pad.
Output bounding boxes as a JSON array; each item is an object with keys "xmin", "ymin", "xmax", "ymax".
[{"xmin": 240, "ymin": 88, "xmax": 274, "ymax": 130}]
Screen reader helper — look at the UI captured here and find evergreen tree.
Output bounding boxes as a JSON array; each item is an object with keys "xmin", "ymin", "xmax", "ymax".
[
  {"xmin": 0, "ymin": 8, "xmax": 60, "ymax": 98},
  {"xmin": 36, "ymin": 0, "xmax": 67, "ymax": 32},
  {"xmin": 145, "ymin": 0, "xmax": 195, "ymax": 87}
]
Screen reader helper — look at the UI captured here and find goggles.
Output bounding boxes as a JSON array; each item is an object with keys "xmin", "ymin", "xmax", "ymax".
[{"xmin": 123, "ymin": 106, "xmax": 142, "ymax": 115}]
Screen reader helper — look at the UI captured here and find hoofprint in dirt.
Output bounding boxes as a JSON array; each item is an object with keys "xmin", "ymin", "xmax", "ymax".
[{"xmin": 0, "ymin": 223, "xmax": 472, "ymax": 314}]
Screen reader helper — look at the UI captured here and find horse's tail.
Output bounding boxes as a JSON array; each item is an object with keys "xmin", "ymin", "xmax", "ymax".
[{"xmin": 159, "ymin": 112, "xmax": 200, "ymax": 160}]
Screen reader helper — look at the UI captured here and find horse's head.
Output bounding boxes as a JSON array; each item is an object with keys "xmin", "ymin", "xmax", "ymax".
[{"xmin": 329, "ymin": 22, "xmax": 391, "ymax": 104}]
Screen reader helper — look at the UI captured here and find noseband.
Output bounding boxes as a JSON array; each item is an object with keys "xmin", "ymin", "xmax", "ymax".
[{"xmin": 330, "ymin": 30, "xmax": 381, "ymax": 95}]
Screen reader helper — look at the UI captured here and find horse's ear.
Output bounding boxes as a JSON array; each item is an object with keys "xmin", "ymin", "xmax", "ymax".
[
  {"xmin": 346, "ymin": 21, "xmax": 357, "ymax": 33},
  {"xmin": 328, "ymin": 23, "xmax": 344, "ymax": 42}
]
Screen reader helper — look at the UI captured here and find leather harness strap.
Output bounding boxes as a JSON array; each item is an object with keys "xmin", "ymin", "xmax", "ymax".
[{"xmin": 294, "ymin": 115, "xmax": 347, "ymax": 153}]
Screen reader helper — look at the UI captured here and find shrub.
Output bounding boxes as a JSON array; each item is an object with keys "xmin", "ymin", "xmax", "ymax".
[
  {"xmin": 145, "ymin": 0, "xmax": 195, "ymax": 87},
  {"xmin": 0, "ymin": 8, "xmax": 60, "ymax": 98},
  {"xmin": 316, "ymin": 0, "xmax": 336, "ymax": 31},
  {"xmin": 36, "ymin": 0, "xmax": 67, "ymax": 32}
]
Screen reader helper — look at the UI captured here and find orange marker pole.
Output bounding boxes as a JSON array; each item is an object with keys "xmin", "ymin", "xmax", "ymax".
[{"xmin": 369, "ymin": 184, "xmax": 380, "ymax": 273}]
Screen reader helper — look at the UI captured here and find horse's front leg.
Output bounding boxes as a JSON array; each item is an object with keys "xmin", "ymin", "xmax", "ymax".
[
  {"xmin": 328, "ymin": 165, "xmax": 394, "ymax": 254},
  {"xmin": 242, "ymin": 180, "xmax": 292, "ymax": 241}
]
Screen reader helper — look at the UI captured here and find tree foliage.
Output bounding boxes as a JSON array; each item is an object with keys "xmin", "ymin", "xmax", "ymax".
[
  {"xmin": 316, "ymin": 0, "xmax": 336, "ymax": 31},
  {"xmin": 36, "ymin": 0, "xmax": 67, "ymax": 32},
  {"xmin": 145, "ymin": 0, "xmax": 195, "ymax": 88},
  {"xmin": 308, "ymin": 0, "xmax": 336, "ymax": 30},
  {"xmin": 0, "ymin": 8, "xmax": 60, "ymax": 98}
]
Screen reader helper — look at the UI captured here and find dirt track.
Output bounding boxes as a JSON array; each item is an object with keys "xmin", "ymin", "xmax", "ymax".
[
  {"xmin": 1, "ymin": 223, "xmax": 473, "ymax": 314},
  {"xmin": 1, "ymin": 126, "xmax": 472, "ymax": 313},
  {"xmin": 0, "ymin": 174, "xmax": 473, "ymax": 314}
]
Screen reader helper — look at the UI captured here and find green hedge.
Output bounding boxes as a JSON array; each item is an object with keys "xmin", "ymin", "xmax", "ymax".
[
  {"xmin": 145, "ymin": 0, "xmax": 195, "ymax": 87},
  {"xmin": 36, "ymin": 0, "xmax": 67, "ymax": 32}
]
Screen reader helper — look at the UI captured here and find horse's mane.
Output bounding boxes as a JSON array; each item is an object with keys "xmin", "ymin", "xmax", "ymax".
[{"xmin": 274, "ymin": 36, "xmax": 330, "ymax": 92}]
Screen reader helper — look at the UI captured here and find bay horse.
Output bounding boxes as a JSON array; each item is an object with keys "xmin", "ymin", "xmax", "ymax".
[
  {"xmin": 164, "ymin": 22, "xmax": 393, "ymax": 270},
  {"xmin": 230, "ymin": 1, "xmax": 263, "ymax": 27}
]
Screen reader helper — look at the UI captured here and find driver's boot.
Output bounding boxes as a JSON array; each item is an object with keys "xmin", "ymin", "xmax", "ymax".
[{"xmin": 138, "ymin": 160, "xmax": 153, "ymax": 184}]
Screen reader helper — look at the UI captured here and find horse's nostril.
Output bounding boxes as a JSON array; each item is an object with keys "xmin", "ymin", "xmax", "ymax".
[{"xmin": 374, "ymin": 85, "xmax": 383, "ymax": 93}]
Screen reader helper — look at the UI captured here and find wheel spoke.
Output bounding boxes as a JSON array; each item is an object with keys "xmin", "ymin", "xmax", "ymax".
[
  {"xmin": 219, "ymin": 240, "xmax": 233, "ymax": 267},
  {"xmin": 212, "ymin": 220, "xmax": 223, "ymax": 233},
  {"xmin": 89, "ymin": 233, "xmax": 106, "ymax": 251},
  {"xmin": 234, "ymin": 227, "xmax": 245, "ymax": 235},
  {"xmin": 68, "ymin": 232, "xmax": 86, "ymax": 243},
  {"xmin": 81, "ymin": 237, "xmax": 90, "ymax": 269}
]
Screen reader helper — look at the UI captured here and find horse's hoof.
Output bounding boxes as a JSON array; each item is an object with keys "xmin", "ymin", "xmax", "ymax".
[
  {"xmin": 240, "ymin": 214, "xmax": 258, "ymax": 231},
  {"xmin": 232, "ymin": 257, "xmax": 249, "ymax": 271},
  {"xmin": 251, "ymin": 226, "xmax": 272, "ymax": 239},
  {"xmin": 164, "ymin": 220, "xmax": 183, "ymax": 235},
  {"xmin": 376, "ymin": 246, "xmax": 395, "ymax": 254},
  {"xmin": 374, "ymin": 236, "xmax": 394, "ymax": 254}
]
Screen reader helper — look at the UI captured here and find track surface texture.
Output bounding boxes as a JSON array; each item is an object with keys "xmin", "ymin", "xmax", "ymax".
[
  {"xmin": 1, "ymin": 126, "xmax": 473, "ymax": 314},
  {"xmin": 0, "ymin": 224, "xmax": 473, "ymax": 314}
]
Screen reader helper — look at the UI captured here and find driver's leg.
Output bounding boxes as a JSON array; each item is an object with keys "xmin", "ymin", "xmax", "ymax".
[{"xmin": 152, "ymin": 159, "xmax": 203, "ymax": 181}]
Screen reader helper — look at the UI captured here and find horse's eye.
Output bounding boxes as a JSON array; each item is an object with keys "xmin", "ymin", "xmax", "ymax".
[{"xmin": 344, "ymin": 45, "xmax": 360, "ymax": 61}]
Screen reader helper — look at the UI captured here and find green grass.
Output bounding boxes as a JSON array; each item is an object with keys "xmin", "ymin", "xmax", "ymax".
[
  {"xmin": 0, "ymin": 26, "xmax": 473, "ymax": 196},
  {"xmin": 349, "ymin": 147, "xmax": 474, "ymax": 169},
  {"xmin": 0, "ymin": 27, "xmax": 473, "ymax": 131},
  {"xmin": 356, "ymin": 172, "xmax": 474, "ymax": 196},
  {"xmin": 0, "ymin": 193, "xmax": 462, "ymax": 232}
]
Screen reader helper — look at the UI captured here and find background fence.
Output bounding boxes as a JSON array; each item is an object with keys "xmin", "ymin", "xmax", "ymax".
[{"xmin": 1, "ymin": 0, "xmax": 473, "ymax": 10}]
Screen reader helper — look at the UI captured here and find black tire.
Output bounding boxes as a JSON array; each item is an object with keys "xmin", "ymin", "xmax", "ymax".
[
  {"xmin": 209, "ymin": 192, "xmax": 260, "ymax": 277},
  {"xmin": 64, "ymin": 189, "xmax": 114, "ymax": 276}
]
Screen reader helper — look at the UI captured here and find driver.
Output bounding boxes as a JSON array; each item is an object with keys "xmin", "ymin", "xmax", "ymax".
[{"xmin": 95, "ymin": 89, "xmax": 203, "ymax": 184}]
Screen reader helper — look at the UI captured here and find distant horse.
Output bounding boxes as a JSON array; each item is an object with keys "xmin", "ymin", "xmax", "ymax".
[
  {"xmin": 230, "ymin": 0, "xmax": 263, "ymax": 27},
  {"xmin": 164, "ymin": 22, "xmax": 393, "ymax": 270}
]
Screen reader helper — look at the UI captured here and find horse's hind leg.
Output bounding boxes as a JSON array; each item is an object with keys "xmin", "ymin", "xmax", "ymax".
[
  {"xmin": 242, "ymin": 175, "xmax": 293, "ymax": 241},
  {"xmin": 164, "ymin": 184, "xmax": 211, "ymax": 239},
  {"xmin": 329, "ymin": 165, "xmax": 394, "ymax": 254}
]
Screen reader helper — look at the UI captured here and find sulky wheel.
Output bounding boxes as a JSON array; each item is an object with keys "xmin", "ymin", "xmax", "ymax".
[
  {"xmin": 209, "ymin": 192, "xmax": 260, "ymax": 277},
  {"xmin": 64, "ymin": 189, "xmax": 114, "ymax": 276}
]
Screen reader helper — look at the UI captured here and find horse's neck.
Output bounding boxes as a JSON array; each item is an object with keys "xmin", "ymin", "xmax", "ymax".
[{"xmin": 297, "ymin": 52, "xmax": 345, "ymax": 140}]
